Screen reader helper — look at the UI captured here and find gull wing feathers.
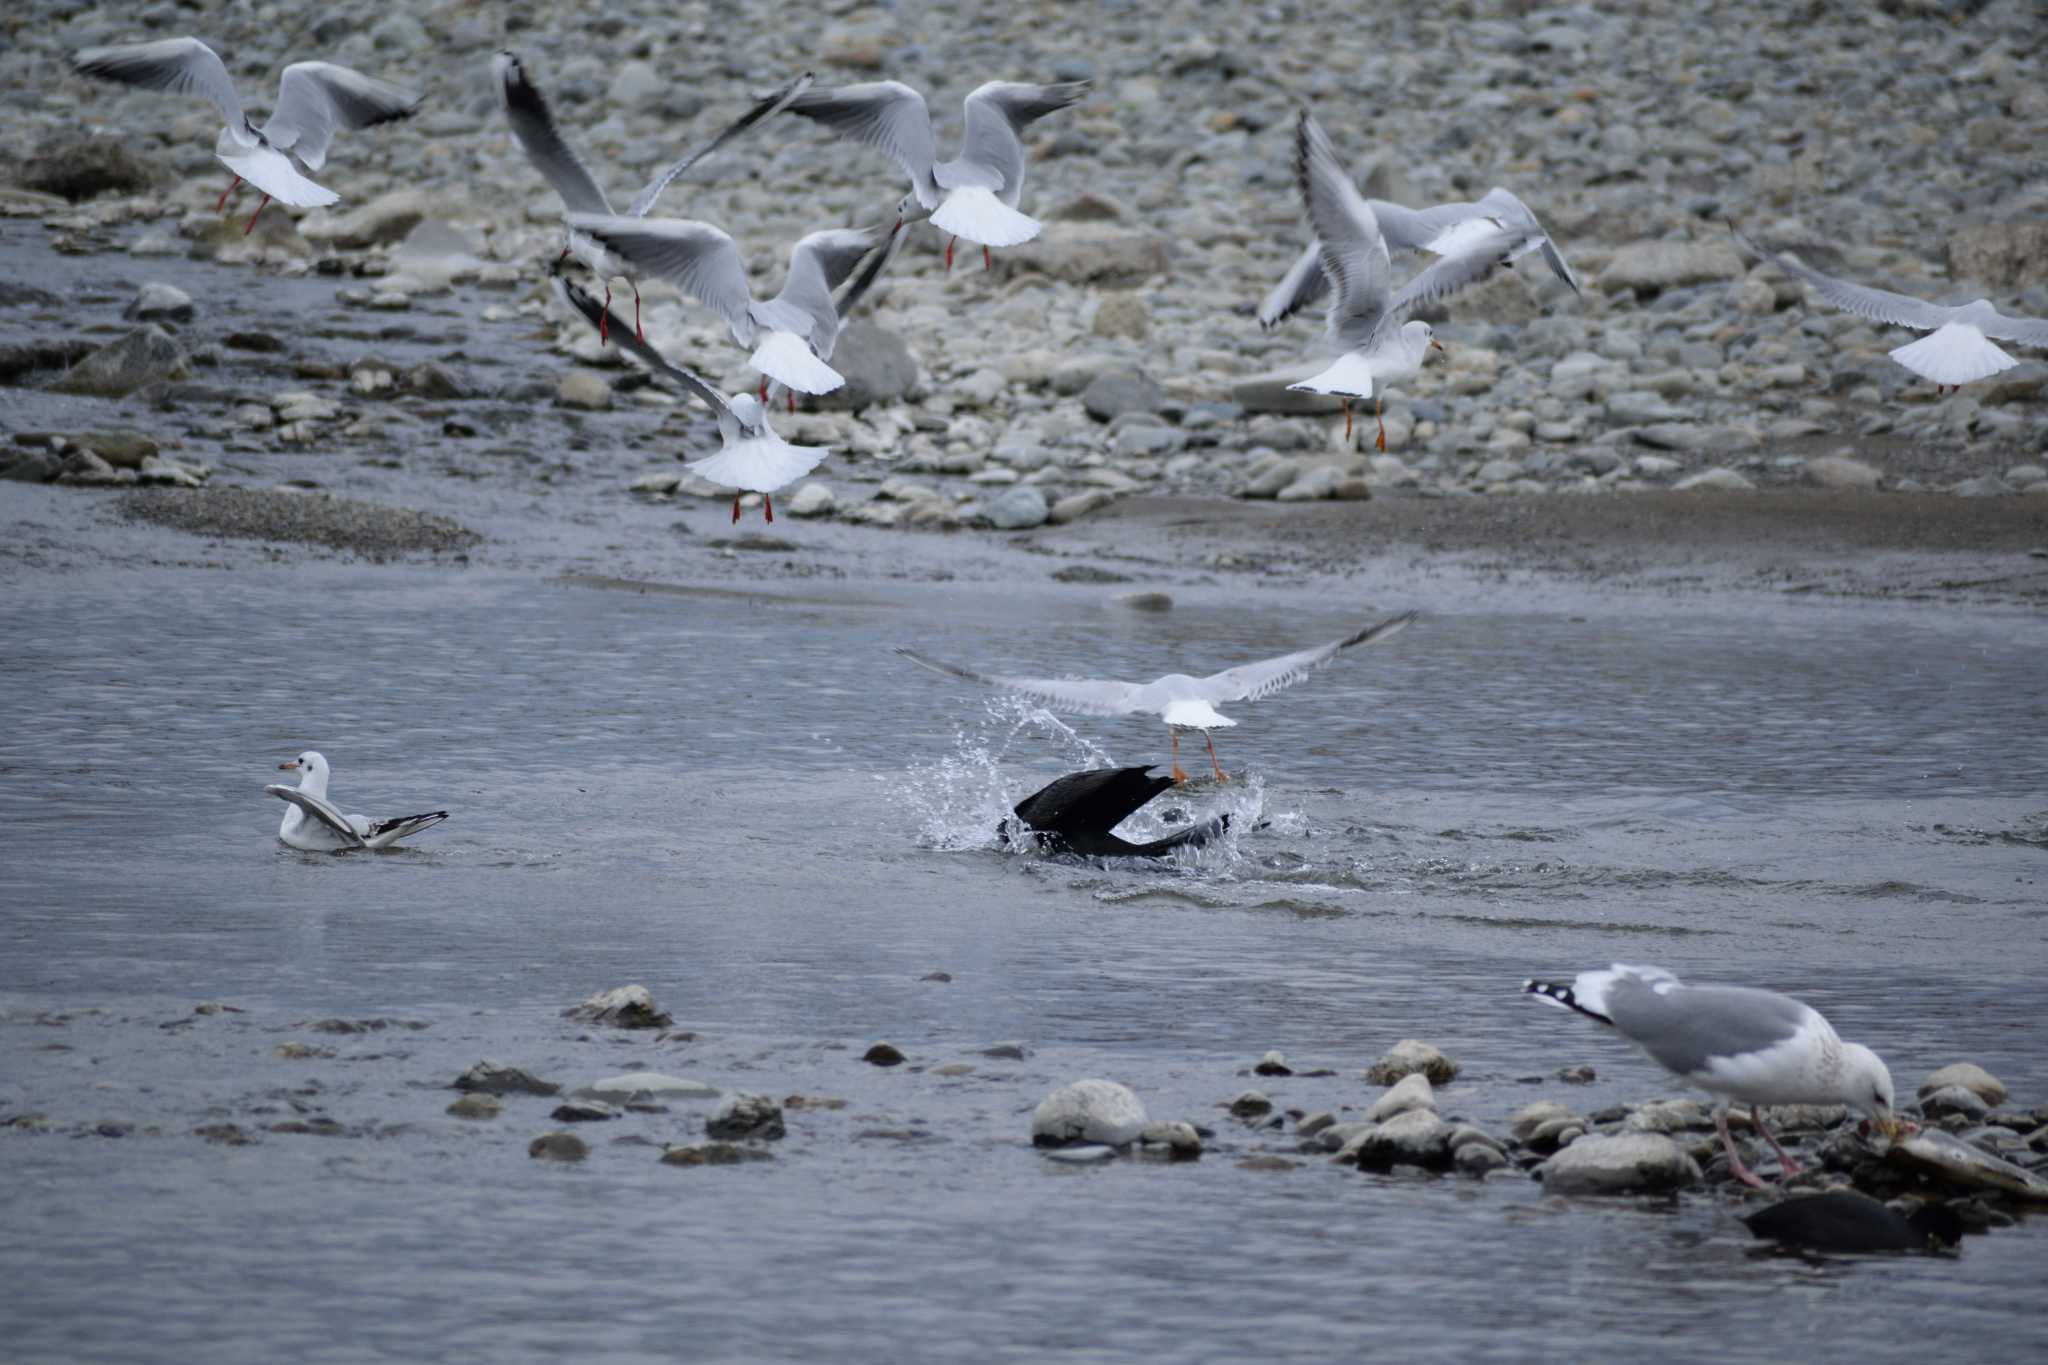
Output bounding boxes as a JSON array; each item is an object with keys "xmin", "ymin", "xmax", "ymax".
[
  {"xmin": 767, "ymin": 227, "xmax": 880, "ymax": 345},
  {"xmin": 265, "ymin": 62, "xmax": 419, "ymax": 170},
  {"xmin": 567, "ymin": 214, "xmax": 755, "ymax": 337},
  {"xmin": 896, "ymin": 648, "xmax": 1148, "ymax": 717},
  {"xmin": 495, "ymin": 51, "xmax": 611, "ymax": 215},
  {"xmin": 627, "ymin": 71, "xmax": 815, "ymax": 219},
  {"xmin": 1376, "ymin": 233, "xmax": 1521, "ymax": 341},
  {"xmin": 1258, "ymin": 242, "xmax": 1331, "ymax": 330},
  {"xmin": 1978, "ymin": 309, "xmax": 2048, "ymax": 347},
  {"xmin": 784, "ymin": 81, "xmax": 939, "ymax": 207},
  {"xmin": 74, "ymin": 37, "xmax": 248, "ymax": 137},
  {"xmin": 265, "ymin": 784, "xmax": 368, "ymax": 848},
  {"xmin": 1294, "ymin": 111, "xmax": 1393, "ymax": 350},
  {"xmin": 950, "ymin": 80, "xmax": 1089, "ymax": 200},
  {"xmin": 552, "ymin": 271, "xmax": 733, "ymax": 420},
  {"xmin": 1195, "ymin": 610, "xmax": 1417, "ymax": 704},
  {"xmin": 1732, "ymin": 227, "xmax": 1953, "ymax": 331}
]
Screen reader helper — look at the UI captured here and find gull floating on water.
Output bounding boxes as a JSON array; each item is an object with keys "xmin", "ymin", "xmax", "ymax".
[
  {"xmin": 1284, "ymin": 112, "xmax": 1529, "ymax": 450},
  {"xmin": 899, "ymin": 610, "xmax": 1416, "ymax": 784},
  {"xmin": 1260, "ymin": 185, "xmax": 1580, "ymax": 331},
  {"xmin": 266, "ymin": 751, "xmax": 447, "ymax": 852},
  {"xmin": 554, "ymin": 268, "xmax": 840, "ymax": 521},
  {"xmin": 1524, "ymin": 964, "xmax": 1900, "ymax": 1189},
  {"xmin": 1733, "ymin": 227, "xmax": 2048, "ymax": 394},
  {"xmin": 568, "ymin": 212, "xmax": 883, "ymax": 399},
  {"xmin": 782, "ymin": 78, "xmax": 1089, "ymax": 270},
  {"xmin": 494, "ymin": 52, "xmax": 812, "ymax": 343},
  {"xmin": 72, "ymin": 37, "xmax": 419, "ymax": 235}
]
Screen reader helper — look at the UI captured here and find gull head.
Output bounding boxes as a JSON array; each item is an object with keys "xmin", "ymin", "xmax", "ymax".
[
  {"xmin": 1841, "ymin": 1042, "xmax": 1901, "ymax": 1138},
  {"xmin": 1402, "ymin": 320, "xmax": 1445, "ymax": 362},
  {"xmin": 278, "ymin": 750, "xmax": 329, "ymax": 782}
]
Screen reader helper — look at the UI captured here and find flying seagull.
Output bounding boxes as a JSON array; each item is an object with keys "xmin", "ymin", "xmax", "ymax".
[
  {"xmin": 782, "ymin": 78, "xmax": 1089, "ymax": 270},
  {"xmin": 1260, "ymin": 185, "xmax": 1580, "ymax": 331},
  {"xmin": 1524, "ymin": 964, "xmax": 1900, "ymax": 1189},
  {"xmin": 1733, "ymin": 226, "xmax": 2048, "ymax": 394},
  {"xmin": 495, "ymin": 51, "xmax": 813, "ymax": 342},
  {"xmin": 266, "ymin": 751, "xmax": 446, "ymax": 852},
  {"xmin": 899, "ymin": 610, "xmax": 1416, "ymax": 784},
  {"xmin": 72, "ymin": 36, "xmax": 419, "ymax": 234}
]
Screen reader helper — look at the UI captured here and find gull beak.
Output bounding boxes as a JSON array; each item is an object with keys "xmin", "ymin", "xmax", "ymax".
[
  {"xmin": 278, "ymin": 760, "xmax": 299, "ymax": 771},
  {"xmin": 1430, "ymin": 339, "xmax": 1446, "ymax": 352}
]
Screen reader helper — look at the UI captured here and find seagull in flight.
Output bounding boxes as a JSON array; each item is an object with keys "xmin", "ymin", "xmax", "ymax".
[
  {"xmin": 1733, "ymin": 226, "xmax": 2048, "ymax": 394},
  {"xmin": 72, "ymin": 36, "xmax": 419, "ymax": 235},
  {"xmin": 899, "ymin": 610, "xmax": 1416, "ymax": 784}
]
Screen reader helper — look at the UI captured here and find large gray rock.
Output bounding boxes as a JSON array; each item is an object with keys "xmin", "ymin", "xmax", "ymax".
[
  {"xmin": 1364, "ymin": 1073, "xmax": 1437, "ymax": 1123},
  {"xmin": 1599, "ymin": 241, "xmax": 1744, "ymax": 295},
  {"xmin": 1804, "ymin": 454, "xmax": 1882, "ymax": 489},
  {"xmin": 1354, "ymin": 1109, "xmax": 1454, "ymax": 1170},
  {"xmin": 1007, "ymin": 224, "xmax": 1172, "ymax": 286},
  {"xmin": 453, "ymin": 1061, "xmax": 559, "ymax": 1097},
  {"xmin": 985, "ymin": 483, "xmax": 1049, "ymax": 530},
  {"xmin": 561, "ymin": 984, "xmax": 672, "ymax": 1029},
  {"xmin": 1082, "ymin": 369, "xmax": 1163, "ymax": 422},
  {"xmin": 705, "ymin": 1092, "xmax": 786, "ymax": 1141},
  {"xmin": 1365, "ymin": 1039, "xmax": 1459, "ymax": 1086},
  {"xmin": 1917, "ymin": 1062, "xmax": 2006, "ymax": 1107},
  {"xmin": 301, "ymin": 188, "xmax": 438, "ymax": 249},
  {"xmin": 1539, "ymin": 1132, "xmax": 1701, "ymax": 1195},
  {"xmin": 21, "ymin": 134, "xmax": 158, "ymax": 200},
  {"xmin": 1031, "ymin": 1078, "xmax": 1147, "ymax": 1147},
  {"xmin": 817, "ymin": 321, "xmax": 920, "ymax": 409},
  {"xmin": 54, "ymin": 326, "xmax": 187, "ymax": 398},
  {"xmin": 125, "ymin": 283, "xmax": 195, "ymax": 324},
  {"xmin": 1948, "ymin": 222, "xmax": 2048, "ymax": 289},
  {"xmin": 785, "ymin": 482, "xmax": 836, "ymax": 518},
  {"xmin": 1673, "ymin": 467, "xmax": 1755, "ymax": 492},
  {"xmin": 575, "ymin": 1071, "xmax": 720, "ymax": 1103}
]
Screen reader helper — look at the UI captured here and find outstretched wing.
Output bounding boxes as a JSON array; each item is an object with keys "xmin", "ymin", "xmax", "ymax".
[
  {"xmin": 951, "ymin": 80, "xmax": 1089, "ymax": 200},
  {"xmin": 896, "ymin": 648, "xmax": 1148, "ymax": 717},
  {"xmin": 1732, "ymin": 227, "xmax": 1952, "ymax": 332},
  {"xmin": 566, "ymin": 214, "xmax": 755, "ymax": 336},
  {"xmin": 552, "ymin": 270, "xmax": 732, "ymax": 421},
  {"xmin": 1979, "ymin": 308, "xmax": 2048, "ymax": 348},
  {"xmin": 769, "ymin": 227, "xmax": 880, "ymax": 346},
  {"xmin": 264, "ymin": 784, "xmax": 368, "ymax": 848},
  {"xmin": 1294, "ymin": 111, "xmax": 1392, "ymax": 350},
  {"xmin": 783, "ymin": 81, "xmax": 938, "ymax": 207},
  {"xmin": 1257, "ymin": 242, "xmax": 1330, "ymax": 331},
  {"xmin": 73, "ymin": 37, "xmax": 246, "ymax": 133},
  {"xmin": 1195, "ymin": 610, "xmax": 1416, "ymax": 704},
  {"xmin": 1374, "ymin": 234, "xmax": 1520, "ymax": 344},
  {"xmin": 627, "ymin": 71, "xmax": 815, "ymax": 219},
  {"xmin": 265, "ymin": 62, "xmax": 420, "ymax": 170},
  {"xmin": 495, "ymin": 50, "xmax": 611, "ymax": 214}
]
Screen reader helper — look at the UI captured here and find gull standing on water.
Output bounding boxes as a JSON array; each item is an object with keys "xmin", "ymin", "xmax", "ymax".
[
  {"xmin": 495, "ymin": 52, "xmax": 813, "ymax": 343},
  {"xmin": 1733, "ymin": 227, "xmax": 2048, "ymax": 394},
  {"xmin": 72, "ymin": 37, "xmax": 419, "ymax": 234},
  {"xmin": 1524, "ymin": 964, "xmax": 1900, "ymax": 1189},
  {"xmin": 266, "ymin": 752, "xmax": 447, "ymax": 852},
  {"xmin": 1260, "ymin": 184, "xmax": 1580, "ymax": 331},
  {"xmin": 899, "ymin": 611, "xmax": 1416, "ymax": 784},
  {"xmin": 781, "ymin": 78, "xmax": 1089, "ymax": 270},
  {"xmin": 1285, "ymin": 111, "xmax": 1535, "ymax": 449}
]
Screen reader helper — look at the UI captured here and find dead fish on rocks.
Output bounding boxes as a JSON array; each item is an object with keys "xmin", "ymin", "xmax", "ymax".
[{"xmin": 1883, "ymin": 1128, "xmax": 2048, "ymax": 1204}]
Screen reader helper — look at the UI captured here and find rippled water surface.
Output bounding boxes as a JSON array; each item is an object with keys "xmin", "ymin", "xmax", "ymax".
[{"xmin": 3, "ymin": 567, "xmax": 2046, "ymax": 1362}]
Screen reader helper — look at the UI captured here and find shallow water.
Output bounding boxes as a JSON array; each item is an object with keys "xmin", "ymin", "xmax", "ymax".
[{"xmin": 2, "ymin": 566, "xmax": 2046, "ymax": 1362}]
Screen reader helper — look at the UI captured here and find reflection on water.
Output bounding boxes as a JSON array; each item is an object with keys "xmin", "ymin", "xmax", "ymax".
[{"xmin": 1, "ymin": 568, "xmax": 2045, "ymax": 1362}]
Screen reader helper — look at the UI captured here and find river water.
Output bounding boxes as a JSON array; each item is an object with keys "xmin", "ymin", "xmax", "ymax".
[{"xmin": 2, "ymin": 565, "xmax": 2045, "ymax": 1362}]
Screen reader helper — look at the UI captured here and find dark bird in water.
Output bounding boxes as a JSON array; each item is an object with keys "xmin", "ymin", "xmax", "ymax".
[
  {"xmin": 1002, "ymin": 765, "xmax": 1228, "ymax": 858},
  {"xmin": 1741, "ymin": 1190, "xmax": 1964, "ymax": 1255}
]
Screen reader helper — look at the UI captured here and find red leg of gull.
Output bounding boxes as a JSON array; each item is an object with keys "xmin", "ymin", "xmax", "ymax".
[
  {"xmin": 730, "ymin": 492, "xmax": 742, "ymax": 524},
  {"xmin": 759, "ymin": 378, "xmax": 768, "ymax": 403},
  {"xmin": 786, "ymin": 391, "xmax": 795, "ymax": 414},
  {"xmin": 1204, "ymin": 732, "xmax": 1227, "ymax": 784},
  {"xmin": 944, "ymin": 237, "xmax": 956, "ymax": 272},
  {"xmin": 983, "ymin": 245, "xmax": 992, "ymax": 272},
  {"xmin": 764, "ymin": 493, "xmax": 774, "ymax": 523},
  {"xmin": 1714, "ymin": 1106, "xmax": 1769, "ymax": 1190},
  {"xmin": 1750, "ymin": 1105, "xmax": 1804, "ymax": 1178},
  {"xmin": 215, "ymin": 174, "xmax": 241, "ymax": 212},
  {"xmin": 1170, "ymin": 732, "xmax": 1188, "ymax": 786},
  {"xmin": 1342, "ymin": 398, "xmax": 1351, "ymax": 441},
  {"xmin": 1375, "ymin": 397, "xmax": 1386, "ymax": 453},
  {"xmin": 242, "ymin": 194, "xmax": 270, "ymax": 236},
  {"xmin": 633, "ymin": 286, "xmax": 643, "ymax": 343},
  {"xmin": 599, "ymin": 284, "xmax": 612, "ymax": 345}
]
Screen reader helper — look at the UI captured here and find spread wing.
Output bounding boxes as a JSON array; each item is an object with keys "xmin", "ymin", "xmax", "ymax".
[
  {"xmin": 73, "ymin": 37, "xmax": 246, "ymax": 133},
  {"xmin": 769, "ymin": 227, "xmax": 880, "ymax": 344},
  {"xmin": 896, "ymin": 648, "xmax": 1148, "ymax": 717},
  {"xmin": 1978, "ymin": 308, "xmax": 2048, "ymax": 348},
  {"xmin": 1732, "ymin": 227, "xmax": 1952, "ymax": 332},
  {"xmin": 1194, "ymin": 610, "xmax": 1416, "ymax": 704},
  {"xmin": 1374, "ymin": 233, "xmax": 1521, "ymax": 344},
  {"xmin": 265, "ymin": 62, "xmax": 420, "ymax": 170},
  {"xmin": 265, "ymin": 785, "xmax": 368, "ymax": 847},
  {"xmin": 552, "ymin": 271, "xmax": 732, "ymax": 421},
  {"xmin": 783, "ymin": 81, "xmax": 938, "ymax": 207},
  {"xmin": 1257, "ymin": 242, "xmax": 1330, "ymax": 330},
  {"xmin": 494, "ymin": 50, "xmax": 611, "ymax": 214},
  {"xmin": 565, "ymin": 214, "xmax": 755, "ymax": 336},
  {"xmin": 626, "ymin": 70, "xmax": 815, "ymax": 219},
  {"xmin": 951, "ymin": 80, "xmax": 1089, "ymax": 199},
  {"xmin": 1295, "ymin": 111, "xmax": 1392, "ymax": 351}
]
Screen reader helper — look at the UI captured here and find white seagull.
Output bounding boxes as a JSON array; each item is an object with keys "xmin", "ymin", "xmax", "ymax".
[
  {"xmin": 554, "ymin": 270, "xmax": 832, "ymax": 522},
  {"xmin": 1733, "ymin": 227, "xmax": 2048, "ymax": 394},
  {"xmin": 899, "ymin": 610, "xmax": 1416, "ymax": 784},
  {"xmin": 782, "ymin": 78, "xmax": 1089, "ymax": 270},
  {"xmin": 266, "ymin": 751, "xmax": 447, "ymax": 852},
  {"xmin": 1284, "ymin": 112, "xmax": 1528, "ymax": 449},
  {"xmin": 567, "ymin": 213, "xmax": 881, "ymax": 399},
  {"xmin": 1524, "ymin": 964, "xmax": 1901, "ymax": 1190},
  {"xmin": 494, "ymin": 52, "xmax": 812, "ymax": 344},
  {"xmin": 1260, "ymin": 185, "xmax": 1580, "ymax": 331},
  {"xmin": 72, "ymin": 37, "xmax": 419, "ymax": 235}
]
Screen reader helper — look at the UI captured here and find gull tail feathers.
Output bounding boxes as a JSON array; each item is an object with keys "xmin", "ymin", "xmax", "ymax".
[
  {"xmin": 1523, "ymin": 978, "xmax": 1614, "ymax": 1025},
  {"xmin": 1888, "ymin": 323, "xmax": 2016, "ymax": 387},
  {"xmin": 930, "ymin": 186, "xmax": 1040, "ymax": 248},
  {"xmin": 749, "ymin": 330, "xmax": 843, "ymax": 395},
  {"xmin": 688, "ymin": 435, "xmax": 826, "ymax": 493},
  {"xmin": 362, "ymin": 811, "xmax": 447, "ymax": 850},
  {"xmin": 1287, "ymin": 352, "xmax": 1375, "ymax": 398},
  {"xmin": 217, "ymin": 145, "xmax": 339, "ymax": 208}
]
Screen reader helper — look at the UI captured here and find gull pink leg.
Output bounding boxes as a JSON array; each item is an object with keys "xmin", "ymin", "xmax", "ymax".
[
  {"xmin": 216, "ymin": 174, "xmax": 241, "ymax": 212},
  {"xmin": 1715, "ymin": 1106, "xmax": 1769, "ymax": 1190},
  {"xmin": 1751, "ymin": 1106, "xmax": 1803, "ymax": 1178},
  {"xmin": 242, "ymin": 193, "xmax": 270, "ymax": 236}
]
